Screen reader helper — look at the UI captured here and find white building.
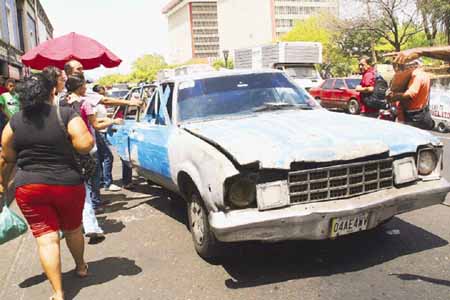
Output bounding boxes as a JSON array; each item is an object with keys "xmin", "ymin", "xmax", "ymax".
[
  {"xmin": 163, "ymin": 0, "xmax": 220, "ymax": 64},
  {"xmin": 163, "ymin": 0, "xmax": 340, "ymax": 64}
]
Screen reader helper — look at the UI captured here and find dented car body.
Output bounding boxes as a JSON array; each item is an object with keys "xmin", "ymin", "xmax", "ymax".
[{"xmin": 109, "ymin": 69, "xmax": 450, "ymax": 258}]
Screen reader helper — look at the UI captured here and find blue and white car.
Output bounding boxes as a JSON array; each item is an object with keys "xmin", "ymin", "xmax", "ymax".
[{"xmin": 109, "ymin": 69, "xmax": 450, "ymax": 258}]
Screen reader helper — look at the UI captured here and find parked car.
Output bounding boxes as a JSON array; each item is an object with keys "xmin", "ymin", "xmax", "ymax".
[
  {"xmin": 108, "ymin": 69, "xmax": 450, "ymax": 259},
  {"xmin": 309, "ymin": 78, "xmax": 362, "ymax": 114}
]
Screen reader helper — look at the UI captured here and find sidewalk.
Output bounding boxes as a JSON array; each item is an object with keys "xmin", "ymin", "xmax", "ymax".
[{"xmin": 0, "ymin": 159, "xmax": 161, "ymax": 300}]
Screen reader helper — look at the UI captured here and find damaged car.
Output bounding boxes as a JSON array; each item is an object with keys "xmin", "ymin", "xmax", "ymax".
[{"xmin": 108, "ymin": 69, "xmax": 450, "ymax": 258}]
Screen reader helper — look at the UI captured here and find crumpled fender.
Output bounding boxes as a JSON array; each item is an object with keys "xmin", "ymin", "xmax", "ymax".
[{"xmin": 169, "ymin": 129, "xmax": 239, "ymax": 211}]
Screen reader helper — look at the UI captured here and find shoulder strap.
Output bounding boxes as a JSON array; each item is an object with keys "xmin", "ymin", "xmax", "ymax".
[{"xmin": 55, "ymin": 104, "xmax": 70, "ymax": 140}]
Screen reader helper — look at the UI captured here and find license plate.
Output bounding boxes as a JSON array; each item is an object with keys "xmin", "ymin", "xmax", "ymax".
[{"xmin": 330, "ymin": 213, "xmax": 369, "ymax": 238}]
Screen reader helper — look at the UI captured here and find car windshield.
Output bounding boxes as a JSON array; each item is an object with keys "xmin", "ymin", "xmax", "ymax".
[
  {"xmin": 285, "ymin": 67, "xmax": 318, "ymax": 79},
  {"xmin": 177, "ymin": 72, "xmax": 314, "ymax": 122},
  {"xmin": 345, "ymin": 79, "xmax": 361, "ymax": 89}
]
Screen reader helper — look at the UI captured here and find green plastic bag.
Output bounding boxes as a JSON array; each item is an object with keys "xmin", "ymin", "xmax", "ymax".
[{"xmin": 0, "ymin": 200, "xmax": 28, "ymax": 245}]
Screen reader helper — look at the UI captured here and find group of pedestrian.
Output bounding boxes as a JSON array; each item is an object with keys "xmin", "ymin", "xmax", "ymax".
[
  {"xmin": 0, "ymin": 59, "xmax": 142, "ymax": 300},
  {"xmin": 355, "ymin": 51, "xmax": 435, "ymax": 130}
]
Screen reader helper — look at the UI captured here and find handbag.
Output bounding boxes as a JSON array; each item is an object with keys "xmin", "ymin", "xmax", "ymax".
[
  {"xmin": 55, "ymin": 105, "xmax": 97, "ymax": 180},
  {"xmin": 0, "ymin": 197, "xmax": 27, "ymax": 245}
]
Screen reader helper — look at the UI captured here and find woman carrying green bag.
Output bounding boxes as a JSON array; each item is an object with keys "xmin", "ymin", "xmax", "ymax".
[{"xmin": 0, "ymin": 68, "xmax": 94, "ymax": 300}]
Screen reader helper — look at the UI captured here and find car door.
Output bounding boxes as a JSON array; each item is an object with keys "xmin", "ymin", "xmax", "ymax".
[
  {"xmin": 108, "ymin": 91, "xmax": 140, "ymax": 163},
  {"xmin": 332, "ymin": 79, "xmax": 346, "ymax": 109},
  {"xmin": 128, "ymin": 83, "xmax": 176, "ymax": 189},
  {"xmin": 320, "ymin": 79, "xmax": 334, "ymax": 108}
]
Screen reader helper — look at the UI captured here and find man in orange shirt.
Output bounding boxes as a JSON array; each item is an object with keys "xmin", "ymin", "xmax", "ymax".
[{"xmin": 387, "ymin": 60, "xmax": 433, "ymax": 129}]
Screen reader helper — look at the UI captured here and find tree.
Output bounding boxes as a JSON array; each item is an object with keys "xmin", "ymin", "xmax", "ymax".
[
  {"xmin": 97, "ymin": 73, "xmax": 130, "ymax": 87},
  {"xmin": 416, "ymin": 0, "xmax": 439, "ymax": 46},
  {"xmin": 281, "ymin": 13, "xmax": 356, "ymax": 76},
  {"xmin": 129, "ymin": 54, "xmax": 168, "ymax": 83},
  {"xmin": 357, "ymin": 0, "xmax": 422, "ymax": 51}
]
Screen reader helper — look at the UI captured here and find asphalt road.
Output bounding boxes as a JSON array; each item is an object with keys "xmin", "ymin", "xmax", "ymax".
[{"xmin": 1, "ymin": 131, "xmax": 450, "ymax": 300}]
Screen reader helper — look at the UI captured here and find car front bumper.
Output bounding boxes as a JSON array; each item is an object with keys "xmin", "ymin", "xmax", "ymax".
[{"xmin": 209, "ymin": 178, "xmax": 450, "ymax": 242}]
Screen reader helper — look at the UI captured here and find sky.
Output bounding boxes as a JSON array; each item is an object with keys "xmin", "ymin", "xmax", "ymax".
[{"xmin": 40, "ymin": 0, "xmax": 169, "ymax": 80}]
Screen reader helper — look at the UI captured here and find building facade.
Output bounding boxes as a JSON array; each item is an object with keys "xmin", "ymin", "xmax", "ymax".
[
  {"xmin": 163, "ymin": 0, "xmax": 219, "ymax": 64},
  {"xmin": 0, "ymin": 0, "xmax": 53, "ymax": 80},
  {"xmin": 164, "ymin": 0, "xmax": 339, "ymax": 64},
  {"xmin": 0, "ymin": 0, "xmax": 22, "ymax": 79}
]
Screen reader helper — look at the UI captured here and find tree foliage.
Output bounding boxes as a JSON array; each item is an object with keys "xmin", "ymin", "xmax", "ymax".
[
  {"xmin": 97, "ymin": 54, "xmax": 168, "ymax": 85},
  {"xmin": 97, "ymin": 73, "xmax": 130, "ymax": 87},
  {"xmin": 355, "ymin": 0, "xmax": 421, "ymax": 52},
  {"xmin": 129, "ymin": 54, "xmax": 168, "ymax": 82},
  {"xmin": 280, "ymin": 13, "xmax": 357, "ymax": 76}
]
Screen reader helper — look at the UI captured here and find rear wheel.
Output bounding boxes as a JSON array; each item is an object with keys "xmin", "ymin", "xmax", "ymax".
[
  {"xmin": 347, "ymin": 98, "xmax": 360, "ymax": 115},
  {"xmin": 437, "ymin": 122, "xmax": 448, "ymax": 133},
  {"xmin": 187, "ymin": 190, "xmax": 221, "ymax": 259}
]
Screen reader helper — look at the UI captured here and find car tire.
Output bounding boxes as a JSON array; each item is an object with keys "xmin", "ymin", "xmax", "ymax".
[
  {"xmin": 437, "ymin": 122, "xmax": 447, "ymax": 133},
  {"xmin": 187, "ymin": 190, "xmax": 221, "ymax": 259},
  {"xmin": 347, "ymin": 99, "xmax": 360, "ymax": 115}
]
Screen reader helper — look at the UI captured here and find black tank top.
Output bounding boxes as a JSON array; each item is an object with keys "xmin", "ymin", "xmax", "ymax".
[{"xmin": 10, "ymin": 104, "xmax": 83, "ymax": 187}]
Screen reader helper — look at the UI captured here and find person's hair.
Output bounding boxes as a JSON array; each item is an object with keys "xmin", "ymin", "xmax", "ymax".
[
  {"xmin": 5, "ymin": 78, "xmax": 15, "ymax": 86},
  {"xmin": 360, "ymin": 55, "xmax": 372, "ymax": 66},
  {"xmin": 92, "ymin": 84, "xmax": 104, "ymax": 93},
  {"xmin": 64, "ymin": 59, "xmax": 81, "ymax": 76},
  {"xmin": 16, "ymin": 73, "xmax": 54, "ymax": 114},
  {"xmin": 42, "ymin": 66, "xmax": 62, "ymax": 89},
  {"xmin": 65, "ymin": 74, "xmax": 86, "ymax": 93}
]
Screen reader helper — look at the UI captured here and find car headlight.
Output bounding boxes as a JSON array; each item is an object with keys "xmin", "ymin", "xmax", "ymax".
[
  {"xmin": 228, "ymin": 178, "xmax": 256, "ymax": 208},
  {"xmin": 418, "ymin": 149, "xmax": 438, "ymax": 176}
]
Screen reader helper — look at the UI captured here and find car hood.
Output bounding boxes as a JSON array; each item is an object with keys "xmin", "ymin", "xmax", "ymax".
[{"xmin": 182, "ymin": 109, "xmax": 440, "ymax": 169}]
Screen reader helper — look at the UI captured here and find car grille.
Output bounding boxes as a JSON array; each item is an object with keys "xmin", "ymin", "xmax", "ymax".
[{"xmin": 288, "ymin": 158, "xmax": 393, "ymax": 204}]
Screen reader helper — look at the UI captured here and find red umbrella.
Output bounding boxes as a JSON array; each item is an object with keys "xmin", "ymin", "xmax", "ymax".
[{"xmin": 21, "ymin": 32, "xmax": 122, "ymax": 70}]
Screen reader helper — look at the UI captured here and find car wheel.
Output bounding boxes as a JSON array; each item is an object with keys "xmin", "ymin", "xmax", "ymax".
[
  {"xmin": 347, "ymin": 99, "xmax": 360, "ymax": 115},
  {"xmin": 187, "ymin": 190, "xmax": 221, "ymax": 259},
  {"xmin": 437, "ymin": 122, "xmax": 447, "ymax": 133}
]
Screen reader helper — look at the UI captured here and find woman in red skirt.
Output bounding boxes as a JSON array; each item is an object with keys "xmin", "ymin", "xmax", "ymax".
[{"xmin": 0, "ymin": 70, "xmax": 94, "ymax": 300}]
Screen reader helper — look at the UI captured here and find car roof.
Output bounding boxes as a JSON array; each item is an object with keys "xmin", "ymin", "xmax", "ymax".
[{"xmin": 160, "ymin": 68, "xmax": 284, "ymax": 84}]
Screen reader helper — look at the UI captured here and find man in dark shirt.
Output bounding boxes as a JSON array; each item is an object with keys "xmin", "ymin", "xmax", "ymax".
[{"xmin": 355, "ymin": 56, "xmax": 378, "ymax": 117}]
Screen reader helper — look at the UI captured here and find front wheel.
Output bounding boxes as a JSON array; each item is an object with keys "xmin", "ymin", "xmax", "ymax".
[
  {"xmin": 347, "ymin": 99, "xmax": 360, "ymax": 115},
  {"xmin": 187, "ymin": 191, "xmax": 221, "ymax": 259},
  {"xmin": 437, "ymin": 122, "xmax": 448, "ymax": 133}
]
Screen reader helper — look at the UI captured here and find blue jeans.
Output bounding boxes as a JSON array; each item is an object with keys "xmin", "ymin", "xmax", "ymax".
[
  {"xmin": 87, "ymin": 151, "xmax": 102, "ymax": 208},
  {"xmin": 96, "ymin": 131, "xmax": 114, "ymax": 188},
  {"xmin": 122, "ymin": 158, "xmax": 132, "ymax": 185},
  {"xmin": 82, "ymin": 183, "xmax": 103, "ymax": 234}
]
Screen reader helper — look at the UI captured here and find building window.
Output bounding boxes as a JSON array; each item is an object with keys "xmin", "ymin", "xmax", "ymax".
[
  {"xmin": 5, "ymin": 1, "xmax": 18, "ymax": 48},
  {"xmin": 27, "ymin": 13, "xmax": 38, "ymax": 48}
]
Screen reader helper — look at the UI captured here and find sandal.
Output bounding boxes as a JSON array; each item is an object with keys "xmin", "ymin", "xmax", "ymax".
[{"xmin": 75, "ymin": 263, "xmax": 89, "ymax": 278}]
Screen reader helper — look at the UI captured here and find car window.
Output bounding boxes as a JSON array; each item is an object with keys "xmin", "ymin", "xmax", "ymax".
[
  {"xmin": 334, "ymin": 79, "xmax": 345, "ymax": 89},
  {"xmin": 322, "ymin": 79, "xmax": 334, "ymax": 90},
  {"xmin": 345, "ymin": 79, "xmax": 361, "ymax": 89},
  {"xmin": 146, "ymin": 88, "xmax": 159, "ymax": 124}
]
